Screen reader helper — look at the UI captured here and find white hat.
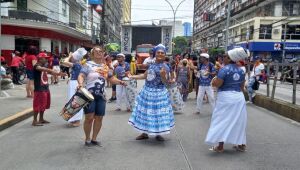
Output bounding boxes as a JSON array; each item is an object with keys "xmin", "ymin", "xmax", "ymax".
[
  {"xmin": 200, "ymin": 53, "xmax": 209, "ymax": 59},
  {"xmin": 117, "ymin": 53, "xmax": 125, "ymax": 57},
  {"xmin": 72, "ymin": 48, "xmax": 87, "ymax": 61},
  {"xmin": 228, "ymin": 47, "xmax": 249, "ymax": 62}
]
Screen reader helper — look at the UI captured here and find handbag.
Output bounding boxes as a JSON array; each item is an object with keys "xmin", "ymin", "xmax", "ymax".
[
  {"xmin": 252, "ymin": 77, "xmax": 260, "ymax": 90},
  {"xmin": 252, "ymin": 65, "xmax": 260, "ymax": 90}
]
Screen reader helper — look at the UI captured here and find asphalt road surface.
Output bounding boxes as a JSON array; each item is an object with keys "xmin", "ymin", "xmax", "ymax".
[{"xmin": 0, "ymin": 81, "xmax": 300, "ymax": 170}]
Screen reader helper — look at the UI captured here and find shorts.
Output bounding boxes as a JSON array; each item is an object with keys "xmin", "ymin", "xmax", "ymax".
[
  {"xmin": 33, "ymin": 91, "xmax": 51, "ymax": 112},
  {"xmin": 53, "ymin": 65, "xmax": 60, "ymax": 72},
  {"xmin": 112, "ymin": 84, "xmax": 116, "ymax": 91},
  {"xmin": 26, "ymin": 69, "xmax": 34, "ymax": 80},
  {"xmin": 84, "ymin": 98, "xmax": 106, "ymax": 116}
]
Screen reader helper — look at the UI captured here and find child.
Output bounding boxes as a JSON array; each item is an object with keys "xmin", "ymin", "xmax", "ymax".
[{"xmin": 32, "ymin": 52, "xmax": 66, "ymax": 126}]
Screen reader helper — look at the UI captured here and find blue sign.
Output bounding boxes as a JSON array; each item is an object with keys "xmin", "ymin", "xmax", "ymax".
[
  {"xmin": 229, "ymin": 42, "xmax": 300, "ymax": 52},
  {"xmin": 88, "ymin": 0, "xmax": 102, "ymax": 5}
]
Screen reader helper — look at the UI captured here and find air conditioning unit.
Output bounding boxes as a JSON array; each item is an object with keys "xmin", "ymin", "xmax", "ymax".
[{"xmin": 273, "ymin": 29, "xmax": 280, "ymax": 34}]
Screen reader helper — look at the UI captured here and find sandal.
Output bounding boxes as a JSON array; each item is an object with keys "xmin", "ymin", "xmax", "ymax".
[
  {"xmin": 135, "ymin": 133, "xmax": 149, "ymax": 140},
  {"xmin": 155, "ymin": 135, "xmax": 165, "ymax": 141},
  {"xmin": 209, "ymin": 146, "xmax": 224, "ymax": 153},
  {"xmin": 233, "ymin": 145, "xmax": 247, "ymax": 152}
]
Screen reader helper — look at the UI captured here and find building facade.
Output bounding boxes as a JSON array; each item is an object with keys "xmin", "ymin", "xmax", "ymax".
[
  {"xmin": 1, "ymin": 0, "xmax": 101, "ymax": 64},
  {"xmin": 183, "ymin": 22, "xmax": 192, "ymax": 37},
  {"xmin": 193, "ymin": 0, "xmax": 300, "ymax": 61},
  {"xmin": 160, "ymin": 20, "xmax": 184, "ymax": 37},
  {"xmin": 121, "ymin": 0, "xmax": 131, "ymax": 24},
  {"xmin": 102, "ymin": 0, "xmax": 122, "ymax": 43}
]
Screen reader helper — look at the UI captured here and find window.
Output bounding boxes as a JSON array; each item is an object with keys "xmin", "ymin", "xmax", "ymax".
[
  {"xmin": 283, "ymin": 1, "xmax": 300, "ymax": 16},
  {"xmin": 241, "ymin": 28, "xmax": 247, "ymax": 41},
  {"xmin": 282, "ymin": 25, "xmax": 300, "ymax": 40},
  {"xmin": 17, "ymin": 0, "xmax": 27, "ymax": 11},
  {"xmin": 62, "ymin": 0, "xmax": 67, "ymax": 17},
  {"xmin": 259, "ymin": 24, "xmax": 272, "ymax": 39}
]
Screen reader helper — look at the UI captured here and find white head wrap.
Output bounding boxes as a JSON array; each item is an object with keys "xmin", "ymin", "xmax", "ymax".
[
  {"xmin": 72, "ymin": 48, "xmax": 87, "ymax": 61},
  {"xmin": 200, "ymin": 53, "xmax": 209, "ymax": 59},
  {"xmin": 227, "ymin": 47, "xmax": 249, "ymax": 62},
  {"xmin": 117, "ymin": 53, "xmax": 125, "ymax": 58}
]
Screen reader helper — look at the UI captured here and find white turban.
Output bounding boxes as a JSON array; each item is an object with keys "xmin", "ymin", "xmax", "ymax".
[
  {"xmin": 200, "ymin": 53, "xmax": 209, "ymax": 59},
  {"xmin": 228, "ymin": 47, "xmax": 249, "ymax": 62},
  {"xmin": 72, "ymin": 48, "xmax": 87, "ymax": 61},
  {"xmin": 117, "ymin": 53, "xmax": 125, "ymax": 58}
]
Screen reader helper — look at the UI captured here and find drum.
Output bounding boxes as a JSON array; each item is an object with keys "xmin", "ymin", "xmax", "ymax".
[
  {"xmin": 60, "ymin": 88, "xmax": 94, "ymax": 121},
  {"xmin": 168, "ymin": 83, "xmax": 184, "ymax": 112},
  {"xmin": 123, "ymin": 77, "xmax": 137, "ymax": 110}
]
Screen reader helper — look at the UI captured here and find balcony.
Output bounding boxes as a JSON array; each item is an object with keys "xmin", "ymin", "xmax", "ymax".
[{"xmin": 8, "ymin": 10, "xmax": 47, "ymax": 22}]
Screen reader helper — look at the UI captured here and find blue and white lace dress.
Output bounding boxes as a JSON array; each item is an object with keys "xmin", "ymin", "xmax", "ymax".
[{"xmin": 128, "ymin": 63, "xmax": 175, "ymax": 135}]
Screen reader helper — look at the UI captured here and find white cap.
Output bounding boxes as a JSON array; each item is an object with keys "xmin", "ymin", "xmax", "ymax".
[
  {"xmin": 117, "ymin": 53, "xmax": 125, "ymax": 57},
  {"xmin": 228, "ymin": 47, "xmax": 249, "ymax": 62},
  {"xmin": 200, "ymin": 53, "xmax": 209, "ymax": 59},
  {"xmin": 72, "ymin": 48, "xmax": 87, "ymax": 61}
]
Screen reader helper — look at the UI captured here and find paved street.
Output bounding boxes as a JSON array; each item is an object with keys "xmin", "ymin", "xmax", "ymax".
[{"xmin": 0, "ymin": 80, "xmax": 300, "ymax": 170}]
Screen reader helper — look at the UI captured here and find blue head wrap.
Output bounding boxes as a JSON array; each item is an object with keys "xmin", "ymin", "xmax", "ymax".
[{"xmin": 153, "ymin": 44, "xmax": 166, "ymax": 57}]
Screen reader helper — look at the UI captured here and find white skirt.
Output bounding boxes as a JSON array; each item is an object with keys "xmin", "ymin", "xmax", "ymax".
[
  {"xmin": 67, "ymin": 80, "xmax": 83, "ymax": 122},
  {"xmin": 205, "ymin": 91, "xmax": 247, "ymax": 145}
]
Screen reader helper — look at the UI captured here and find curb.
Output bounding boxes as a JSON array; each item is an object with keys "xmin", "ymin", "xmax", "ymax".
[
  {"xmin": 253, "ymin": 94, "xmax": 300, "ymax": 122},
  {"xmin": 0, "ymin": 108, "xmax": 33, "ymax": 131}
]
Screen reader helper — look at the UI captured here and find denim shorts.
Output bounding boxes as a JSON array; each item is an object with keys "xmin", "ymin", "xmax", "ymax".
[
  {"xmin": 26, "ymin": 69, "xmax": 34, "ymax": 80},
  {"xmin": 84, "ymin": 98, "xmax": 106, "ymax": 116}
]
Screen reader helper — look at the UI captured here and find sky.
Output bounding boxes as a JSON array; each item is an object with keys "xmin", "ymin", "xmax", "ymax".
[{"xmin": 131, "ymin": 0, "xmax": 194, "ymax": 26}]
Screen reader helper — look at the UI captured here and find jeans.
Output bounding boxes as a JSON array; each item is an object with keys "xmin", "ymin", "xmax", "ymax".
[{"xmin": 247, "ymin": 77, "xmax": 255, "ymax": 102}]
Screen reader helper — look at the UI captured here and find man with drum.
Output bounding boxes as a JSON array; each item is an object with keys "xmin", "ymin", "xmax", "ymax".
[
  {"xmin": 114, "ymin": 53, "xmax": 131, "ymax": 112},
  {"xmin": 78, "ymin": 46, "xmax": 126, "ymax": 147}
]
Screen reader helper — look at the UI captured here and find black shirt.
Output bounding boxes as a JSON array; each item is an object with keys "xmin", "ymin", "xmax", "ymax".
[{"xmin": 33, "ymin": 64, "xmax": 49, "ymax": 91}]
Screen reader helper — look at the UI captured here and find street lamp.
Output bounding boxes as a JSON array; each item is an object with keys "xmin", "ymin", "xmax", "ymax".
[{"xmin": 164, "ymin": 0, "xmax": 187, "ymax": 55}]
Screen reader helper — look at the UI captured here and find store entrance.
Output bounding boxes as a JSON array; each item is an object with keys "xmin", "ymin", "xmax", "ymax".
[{"xmin": 15, "ymin": 37, "xmax": 40, "ymax": 54}]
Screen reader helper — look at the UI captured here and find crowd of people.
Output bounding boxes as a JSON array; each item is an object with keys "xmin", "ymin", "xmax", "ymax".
[{"xmin": 1, "ymin": 43, "xmax": 268, "ymax": 153}]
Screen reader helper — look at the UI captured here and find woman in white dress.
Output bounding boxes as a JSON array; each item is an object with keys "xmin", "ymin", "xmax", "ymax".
[{"xmin": 205, "ymin": 47, "xmax": 248, "ymax": 152}]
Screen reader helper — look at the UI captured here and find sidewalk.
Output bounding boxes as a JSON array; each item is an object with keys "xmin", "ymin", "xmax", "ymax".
[
  {"xmin": 0, "ymin": 80, "xmax": 68, "ymax": 130},
  {"xmin": 0, "ymin": 84, "xmax": 32, "ymax": 120}
]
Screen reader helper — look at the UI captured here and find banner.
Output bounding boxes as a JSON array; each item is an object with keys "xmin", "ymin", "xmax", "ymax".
[
  {"xmin": 121, "ymin": 26, "xmax": 132, "ymax": 54},
  {"xmin": 161, "ymin": 26, "xmax": 172, "ymax": 54},
  {"xmin": 88, "ymin": 0, "xmax": 103, "ymax": 5}
]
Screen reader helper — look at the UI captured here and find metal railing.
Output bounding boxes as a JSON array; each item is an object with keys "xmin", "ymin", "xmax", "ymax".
[{"xmin": 247, "ymin": 62, "xmax": 299, "ymax": 104}]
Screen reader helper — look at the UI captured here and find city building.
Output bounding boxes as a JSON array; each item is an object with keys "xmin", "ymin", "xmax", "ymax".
[
  {"xmin": 160, "ymin": 20, "xmax": 184, "ymax": 37},
  {"xmin": 183, "ymin": 22, "xmax": 192, "ymax": 37},
  {"xmin": 102, "ymin": 0, "xmax": 122, "ymax": 43},
  {"xmin": 121, "ymin": 0, "xmax": 131, "ymax": 25},
  {"xmin": 1, "ymin": 0, "xmax": 101, "ymax": 64},
  {"xmin": 193, "ymin": 0, "xmax": 300, "ymax": 61}
]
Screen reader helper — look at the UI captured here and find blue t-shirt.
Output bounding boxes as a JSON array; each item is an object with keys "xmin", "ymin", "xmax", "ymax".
[
  {"xmin": 217, "ymin": 64, "xmax": 245, "ymax": 92},
  {"xmin": 145, "ymin": 63, "xmax": 170, "ymax": 89},
  {"xmin": 114, "ymin": 62, "xmax": 130, "ymax": 80},
  {"xmin": 70, "ymin": 63, "xmax": 82, "ymax": 80},
  {"xmin": 198, "ymin": 62, "xmax": 216, "ymax": 86}
]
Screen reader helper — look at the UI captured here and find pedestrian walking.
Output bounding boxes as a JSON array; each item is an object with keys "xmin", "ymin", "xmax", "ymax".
[
  {"xmin": 10, "ymin": 51, "xmax": 24, "ymax": 85},
  {"xmin": 32, "ymin": 53, "xmax": 66, "ymax": 126},
  {"xmin": 114, "ymin": 53, "xmax": 131, "ymax": 112},
  {"xmin": 177, "ymin": 59, "xmax": 190, "ymax": 101},
  {"xmin": 77, "ymin": 46, "xmax": 125, "ymax": 146},
  {"xmin": 60, "ymin": 48, "xmax": 87, "ymax": 127},
  {"xmin": 25, "ymin": 46, "xmax": 38, "ymax": 98},
  {"xmin": 52, "ymin": 55, "xmax": 61, "ymax": 84},
  {"xmin": 128, "ymin": 44, "xmax": 175, "ymax": 141},
  {"xmin": 247, "ymin": 56, "xmax": 264, "ymax": 103},
  {"xmin": 195, "ymin": 53, "xmax": 216, "ymax": 114},
  {"xmin": 108, "ymin": 55, "xmax": 118, "ymax": 102},
  {"xmin": 205, "ymin": 47, "xmax": 248, "ymax": 153}
]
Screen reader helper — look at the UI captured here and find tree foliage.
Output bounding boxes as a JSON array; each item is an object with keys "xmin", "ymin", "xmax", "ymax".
[{"xmin": 173, "ymin": 36, "xmax": 189, "ymax": 55}]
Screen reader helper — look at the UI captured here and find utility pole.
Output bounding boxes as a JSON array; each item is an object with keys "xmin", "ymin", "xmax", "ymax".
[
  {"xmin": 164, "ymin": 0, "xmax": 186, "ymax": 55},
  {"xmin": 0, "ymin": 4, "xmax": 3, "ymax": 97},
  {"xmin": 224, "ymin": 0, "xmax": 232, "ymax": 52},
  {"xmin": 100, "ymin": 0, "xmax": 106, "ymax": 45},
  {"xmin": 282, "ymin": 23, "xmax": 287, "ymax": 63}
]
